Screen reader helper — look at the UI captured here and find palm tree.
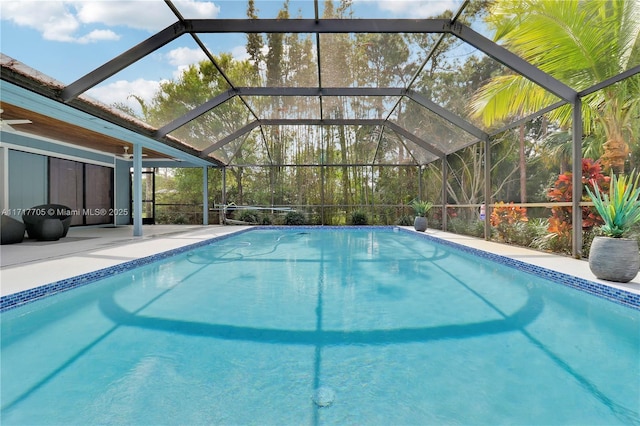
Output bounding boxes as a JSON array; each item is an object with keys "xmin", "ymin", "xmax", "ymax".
[{"xmin": 469, "ymin": 0, "xmax": 640, "ymax": 174}]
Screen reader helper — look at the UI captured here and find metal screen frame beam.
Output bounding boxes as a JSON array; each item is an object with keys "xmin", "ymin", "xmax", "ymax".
[
  {"xmin": 200, "ymin": 118, "xmax": 445, "ymax": 159},
  {"xmin": 160, "ymin": 86, "xmax": 487, "ymax": 154},
  {"xmin": 484, "ymin": 138, "xmax": 491, "ymax": 240},
  {"xmin": 572, "ymin": 97, "xmax": 583, "ymax": 258},
  {"xmin": 441, "ymin": 156, "xmax": 448, "ymax": 231},
  {"xmin": 61, "ymin": 22, "xmax": 188, "ymax": 101},
  {"xmin": 448, "ymin": 23, "xmax": 576, "ymax": 102},
  {"xmin": 385, "ymin": 122, "xmax": 445, "ymax": 158},
  {"xmin": 156, "ymin": 89, "xmax": 236, "ymax": 137},
  {"xmin": 258, "ymin": 119, "xmax": 445, "ymax": 158},
  {"xmin": 489, "ymin": 100, "xmax": 567, "ymax": 137},
  {"xmin": 238, "ymin": 88, "xmax": 486, "ymax": 138},
  {"xmin": 235, "ymin": 87, "xmax": 407, "ymax": 97},
  {"xmin": 406, "ymin": 90, "xmax": 488, "ymax": 140},
  {"xmin": 60, "ymin": 16, "xmax": 581, "ymax": 172},
  {"xmin": 200, "ymin": 121, "xmax": 260, "ymax": 157},
  {"xmin": 160, "ymin": 86, "xmax": 407, "ymax": 141},
  {"xmin": 579, "ymin": 65, "xmax": 640, "ymax": 97},
  {"xmin": 202, "ymin": 166, "xmax": 209, "ymax": 225},
  {"xmin": 259, "ymin": 118, "xmax": 382, "ymax": 126},
  {"xmin": 186, "ymin": 18, "xmax": 451, "ymax": 34},
  {"xmin": 59, "ymin": 18, "xmax": 446, "ymax": 101}
]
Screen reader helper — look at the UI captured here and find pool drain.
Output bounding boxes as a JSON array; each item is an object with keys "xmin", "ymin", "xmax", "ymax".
[{"xmin": 312, "ymin": 386, "xmax": 336, "ymax": 407}]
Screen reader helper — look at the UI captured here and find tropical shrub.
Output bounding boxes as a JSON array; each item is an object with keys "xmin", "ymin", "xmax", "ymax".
[
  {"xmin": 396, "ymin": 215, "xmax": 413, "ymax": 226},
  {"xmin": 237, "ymin": 209, "xmax": 260, "ymax": 223},
  {"xmin": 349, "ymin": 210, "xmax": 369, "ymax": 225},
  {"xmin": 447, "ymin": 217, "xmax": 484, "ymax": 238},
  {"xmin": 490, "ymin": 201, "xmax": 528, "ymax": 242},
  {"xmin": 260, "ymin": 214, "xmax": 273, "ymax": 225},
  {"xmin": 284, "ymin": 211, "xmax": 306, "ymax": 225},
  {"xmin": 546, "ymin": 158, "xmax": 609, "ymax": 248}
]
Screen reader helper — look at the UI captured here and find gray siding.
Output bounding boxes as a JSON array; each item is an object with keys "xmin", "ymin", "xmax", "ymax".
[
  {"xmin": 8, "ymin": 150, "xmax": 47, "ymax": 217},
  {"xmin": 114, "ymin": 159, "xmax": 131, "ymax": 225}
]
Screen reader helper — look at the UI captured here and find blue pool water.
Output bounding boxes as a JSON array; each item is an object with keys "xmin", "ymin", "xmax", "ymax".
[{"xmin": 1, "ymin": 228, "xmax": 639, "ymax": 425}]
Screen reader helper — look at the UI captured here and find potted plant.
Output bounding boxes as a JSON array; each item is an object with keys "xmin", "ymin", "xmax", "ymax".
[
  {"xmin": 585, "ymin": 170, "xmax": 640, "ymax": 282},
  {"xmin": 410, "ymin": 199, "xmax": 433, "ymax": 232}
]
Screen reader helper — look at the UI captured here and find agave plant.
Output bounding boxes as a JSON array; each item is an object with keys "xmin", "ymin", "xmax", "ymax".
[
  {"xmin": 586, "ymin": 170, "xmax": 640, "ymax": 238},
  {"xmin": 410, "ymin": 200, "xmax": 433, "ymax": 217}
]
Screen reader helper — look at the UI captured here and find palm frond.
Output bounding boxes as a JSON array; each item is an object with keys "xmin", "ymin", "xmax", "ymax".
[{"xmin": 471, "ymin": 0, "xmax": 640, "ymax": 147}]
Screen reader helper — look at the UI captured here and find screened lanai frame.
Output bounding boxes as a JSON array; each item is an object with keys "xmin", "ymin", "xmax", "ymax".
[{"xmin": 3, "ymin": 0, "xmax": 639, "ymax": 258}]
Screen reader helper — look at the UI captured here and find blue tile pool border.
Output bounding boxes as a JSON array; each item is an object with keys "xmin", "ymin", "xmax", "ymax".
[
  {"xmin": 1, "ymin": 226, "xmax": 638, "ymax": 312},
  {"xmin": 0, "ymin": 227, "xmax": 254, "ymax": 312},
  {"xmin": 398, "ymin": 227, "xmax": 640, "ymax": 310}
]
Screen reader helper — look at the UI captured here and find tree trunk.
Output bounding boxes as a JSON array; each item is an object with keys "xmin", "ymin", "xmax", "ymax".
[
  {"xmin": 519, "ymin": 124, "xmax": 527, "ymax": 203},
  {"xmin": 339, "ymin": 125, "xmax": 351, "ymax": 210},
  {"xmin": 601, "ymin": 131, "xmax": 629, "ymax": 174}
]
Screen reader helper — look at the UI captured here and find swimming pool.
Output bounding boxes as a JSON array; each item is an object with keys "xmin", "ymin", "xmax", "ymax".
[{"xmin": 1, "ymin": 227, "xmax": 639, "ymax": 424}]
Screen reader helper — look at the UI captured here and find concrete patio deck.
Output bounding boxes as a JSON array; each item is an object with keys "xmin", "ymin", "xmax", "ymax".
[
  {"xmin": 1, "ymin": 225, "xmax": 638, "ymax": 299},
  {"xmin": 0, "ymin": 224, "xmax": 251, "ymax": 297}
]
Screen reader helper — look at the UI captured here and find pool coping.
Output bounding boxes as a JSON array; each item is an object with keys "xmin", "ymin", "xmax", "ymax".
[
  {"xmin": 401, "ymin": 228, "xmax": 640, "ymax": 310},
  {"xmin": 1, "ymin": 226, "xmax": 639, "ymax": 312}
]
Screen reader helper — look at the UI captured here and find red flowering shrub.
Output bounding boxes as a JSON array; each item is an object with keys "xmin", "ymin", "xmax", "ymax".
[
  {"xmin": 490, "ymin": 201, "xmax": 528, "ymax": 242},
  {"xmin": 547, "ymin": 158, "xmax": 610, "ymax": 243},
  {"xmin": 490, "ymin": 201, "xmax": 528, "ymax": 227}
]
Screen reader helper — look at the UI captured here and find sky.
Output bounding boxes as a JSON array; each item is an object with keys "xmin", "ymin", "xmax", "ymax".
[{"xmin": 0, "ymin": 0, "xmax": 464, "ymax": 113}]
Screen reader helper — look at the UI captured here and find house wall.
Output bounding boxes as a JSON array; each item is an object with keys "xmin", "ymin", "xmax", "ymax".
[
  {"xmin": 114, "ymin": 158, "xmax": 131, "ymax": 225},
  {"xmin": 7, "ymin": 149, "xmax": 47, "ymax": 218},
  {"xmin": 0, "ymin": 131, "xmax": 131, "ymax": 224},
  {"xmin": 0, "ymin": 146, "xmax": 6, "ymax": 213}
]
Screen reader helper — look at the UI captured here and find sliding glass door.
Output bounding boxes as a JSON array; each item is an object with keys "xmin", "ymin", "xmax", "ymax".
[{"xmin": 48, "ymin": 157, "xmax": 114, "ymax": 226}]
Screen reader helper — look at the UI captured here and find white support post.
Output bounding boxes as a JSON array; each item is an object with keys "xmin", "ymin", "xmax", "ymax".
[{"xmin": 133, "ymin": 144, "xmax": 143, "ymax": 237}]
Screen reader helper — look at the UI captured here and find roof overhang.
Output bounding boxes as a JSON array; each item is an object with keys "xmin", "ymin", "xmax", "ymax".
[{"xmin": 1, "ymin": 56, "xmax": 223, "ymax": 168}]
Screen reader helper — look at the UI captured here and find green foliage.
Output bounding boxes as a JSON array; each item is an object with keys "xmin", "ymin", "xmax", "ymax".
[
  {"xmin": 156, "ymin": 211, "xmax": 188, "ymax": 225},
  {"xmin": 245, "ymin": 0, "xmax": 263, "ymax": 68},
  {"xmin": 410, "ymin": 199, "xmax": 433, "ymax": 217},
  {"xmin": 284, "ymin": 211, "xmax": 306, "ymax": 225},
  {"xmin": 260, "ymin": 214, "xmax": 273, "ymax": 225},
  {"xmin": 586, "ymin": 170, "xmax": 640, "ymax": 237},
  {"xmin": 396, "ymin": 215, "xmax": 414, "ymax": 226},
  {"xmin": 532, "ymin": 226, "xmax": 599, "ymax": 257},
  {"xmin": 237, "ymin": 210, "xmax": 260, "ymax": 224},
  {"xmin": 471, "ymin": 0, "xmax": 640, "ymax": 173},
  {"xmin": 447, "ymin": 217, "xmax": 484, "ymax": 238},
  {"xmin": 447, "ymin": 217, "xmax": 468, "ymax": 235},
  {"xmin": 487, "ymin": 216, "xmax": 558, "ymax": 249},
  {"xmin": 349, "ymin": 210, "xmax": 368, "ymax": 225}
]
